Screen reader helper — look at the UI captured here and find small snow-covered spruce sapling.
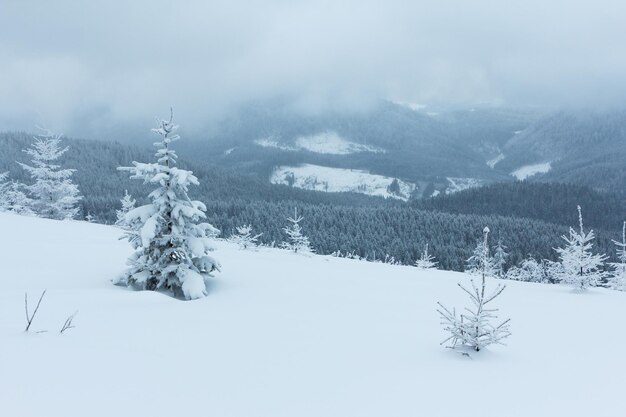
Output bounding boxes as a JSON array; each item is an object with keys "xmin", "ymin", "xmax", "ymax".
[
  {"xmin": 492, "ymin": 238, "xmax": 509, "ymax": 278},
  {"xmin": 281, "ymin": 208, "xmax": 313, "ymax": 253},
  {"xmin": 609, "ymin": 221, "xmax": 626, "ymax": 291},
  {"xmin": 437, "ymin": 227, "xmax": 511, "ymax": 352},
  {"xmin": 415, "ymin": 243, "xmax": 438, "ymax": 269},
  {"xmin": 0, "ymin": 172, "xmax": 33, "ymax": 215},
  {"xmin": 17, "ymin": 127, "xmax": 82, "ymax": 220},
  {"xmin": 229, "ymin": 224, "xmax": 262, "ymax": 250},
  {"xmin": 465, "ymin": 235, "xmax": 496, "ymax": 276},
  {"xmin": 548, "ymin": 205, "xmax": 608, "ymax": 290},
  {"xmin": 115, "ymin": 110, "xmax": 221, "ymax": 300},
  {"xmin": 115, "ymin": 190, "xmax": 136, "ymax": 229}
]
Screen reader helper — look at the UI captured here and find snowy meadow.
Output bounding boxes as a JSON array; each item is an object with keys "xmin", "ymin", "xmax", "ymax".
[{"xmin": 1, "ymin": 212, "xmax": 625, "ymax": 417}]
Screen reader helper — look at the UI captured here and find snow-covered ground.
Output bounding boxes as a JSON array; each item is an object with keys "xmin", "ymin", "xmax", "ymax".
[
  {"xmin": 271, "ymin": 164, "xmax": 415, "ymax": 200},
  {"xmin": 1, "ymin": 213, "xmax": 626, "ymax": 417},
  {"xmin": 254, "ymin": 136, "xmax": 299, "ymax": 151},
  {"xmin": 255, "ymin": 131, "xmax": 383, "ymax": 155},
  {"xmin": 295, "ymin": 131, "xmax": 384, "ymax": 155},
  {"xmin": 445, "ymin": 177, "xmax": 483, "ymax": 193},
  {"xmin": 486, "ymin": 153, "xmax": 505, "ymax": 168},
  {"xmin": 511, "ymin": 162, "xmax": 552, "ymax": 180}
]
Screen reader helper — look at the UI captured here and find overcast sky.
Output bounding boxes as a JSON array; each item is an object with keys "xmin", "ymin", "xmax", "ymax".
[{"xmin": 2, "ymin": 0, "xmax": 626, "ymax": 133}]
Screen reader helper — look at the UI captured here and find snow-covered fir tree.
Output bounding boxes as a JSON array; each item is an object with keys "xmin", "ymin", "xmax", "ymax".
[
  {"xmin": 0, "ymin": 173, "xmax": 33, "ymax": 215},
  {"xmin": 548, "ymin": 205, "xmax": 608, "ymax": 290},
  {"xmin": 437, "ymin": 227, "xmax": 511, "ymax": 352},
  {"xmin": 465, "ymin": 235, "xmax": 495, "ymax": 276},
  {"xmin": 17, "ymin": 128, "xmax": 81, "ymax": 220},
  {"xmin": 228, "ymin": 224, "xmax": 262, "ymax": 250},
  {"xmin": 115, "ymin": 110, "xmax": 220, "ymax": 300},
  {"xmin": 115, "ymin": 190, "xmax": 136, "ymax": 229},
  {"xmin": 492, "ymin": 238, "xmax": 508, "ymax": 278},
  {"xmin": 415, "ymin": 243, "xmax": 438, "ymax": 269},
  {"xmin": 505, "ymin": 256, "xmax": 548, "ymax": 283},
  {"xmin": 281, "ymin": 208, "xmax": 313, "ymax": 253},
  {"xmin": 85, "ymin": 212, "xmax": 95, "ymax": 223},
  {"xmin": 608, "ymin": 221, "xmax": 626, "ymax": 291}
]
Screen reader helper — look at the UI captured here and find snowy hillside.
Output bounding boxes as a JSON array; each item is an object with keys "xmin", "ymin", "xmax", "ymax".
[
  {"xmin": 511, "ymin": 162, "xmax": 552, "ymax": 180},
  {"xmin": 1, "ymin": 213, "xmax": 626, "ymax": 417},
  {"xmin": 255, "ymin": 131, "xmax": 384, "ymax": 155},
  {"xmin": 271, "ymin": 164, "xmax": 415, "ymax": 200},
  {"xmin": 445, "ymin": 177, "xmax": 483, "ymax": 194}
]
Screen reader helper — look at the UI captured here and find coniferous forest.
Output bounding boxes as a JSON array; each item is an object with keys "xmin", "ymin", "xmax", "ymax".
[{"xmin": 2, "ymin": 131, "xmax": 623, "ymax": 271}]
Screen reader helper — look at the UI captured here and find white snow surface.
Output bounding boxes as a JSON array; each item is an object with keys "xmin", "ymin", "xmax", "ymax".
[
  {"xmin": 271, "ymin": 164, "xmax": 415, "ymax": 200},
  {"xmin": 1, "ymin": 212, "xmax": 626, "ymax": 417},
  {"xmin": 255, "ymin": 132, "xmax": 383, "ymax": 155},
  {"xmin": 445, "ymin": 177, "xmax": 483, "ymax": 194},
  {"xmin": 486, "ymin": 153, "xmax": 505, "ymax": 168},
  {"xmin": 295, "ymin": 131, "xmax": 384, "ymax": 155},
  {"xmin": 254, "ymin": 137, "xmax": 298, "ymax": 151},
  {"xmin": 511, "ymin": 162, "xmax": 552, "ymax": 180}
]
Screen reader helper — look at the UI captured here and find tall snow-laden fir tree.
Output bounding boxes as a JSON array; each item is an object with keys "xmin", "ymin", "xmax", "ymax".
[
  {"xmin": 229, "ymin": 224, "xmax": 262, "ymax": 250},
  {"xmin": 115, "ymin": 190, "xmax": 136, "ymax": 229},
  {"xmin": 281, "ymin": 208, "xmax": 313, "ymax": 253},
  {"xmin": 492, "ymin": 238, "xmax": 508, "ymax": 278},
  {"xmin": 438, "ymin": 227, "xmax": 511, "ymax": 352},
  {"xmin": 415, "ymin": 243, "xmax": 438, "ymax": 269},
  {"xmin": 549, "ymin": 206, "xmax": 608, "ymax": 290},
  {"xmin": 17, "ymin": 129, "xmax": 81, "ymax": 220},
  {"xmin": 115, "ymin": 110, "xmax": 220, "ymax": 300},
  {"xmin": 609, "ymin": 221, "xmax": 626, "ymax": 291}
]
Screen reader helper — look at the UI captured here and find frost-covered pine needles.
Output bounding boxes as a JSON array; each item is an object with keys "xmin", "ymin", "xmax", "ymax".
[{"xmin": 438, "ymin": 227, "xmax": 511, "ymax": 351}]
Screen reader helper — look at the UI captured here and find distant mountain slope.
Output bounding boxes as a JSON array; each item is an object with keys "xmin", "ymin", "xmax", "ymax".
[
  {"xmin": 498, "ymin": 110, "xmax": 626, "ymax": 193},
  {"xmin": 415, "ymin": 181, "xmax": 626, "ymax": 231},
  {"xmin": 177, "ymin": 102, "xmax": 626, "ymax": 196},
  {"xmin": 178, "ymin": 100, "xmax": 537, "ymax": 197}
]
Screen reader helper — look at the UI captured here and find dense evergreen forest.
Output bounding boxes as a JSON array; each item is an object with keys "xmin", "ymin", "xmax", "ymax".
[
  {"xmin": 415, "ymin": 181, "xmax": 626, "ymax": 231},
  {"xmin": 1, "ymin": 131, "xmax": 622, "ymax": 271}
]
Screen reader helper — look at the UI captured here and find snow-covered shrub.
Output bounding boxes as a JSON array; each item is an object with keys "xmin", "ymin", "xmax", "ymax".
[
  {"xmin": 115, "ymin": 190, "xmax": 136, "ymax": 229},
  {"xmin": 505, "ymin": 256, "xmax": 549, "ymax": 283},
  {"xmin": 608, "ymin": 221, "xmax": 626, "ymax": 291},
  {"xmin": 228, "ymin": 224, "xmax": 262, "ymax": 250},
  {"xmin": 331, "ymin": 250, "xmax": 362, "ymax": 260},
  {"xmin": 438, "ymin": 227, "xmax": 511, "ymax": 351},
  {"xmin": 17, "ymin": 128, "xmax": 81, "ymax": 220},
  {"xmin": 281, "ymin": 208, "xmax": 313, "ymax": 253},
  {"xmin": 115, "ymin": 110, "xmax": 220, "ymax": 300},
  {"xmin": 415, "ymin": 243, "xmax": 438, "ymax": 269},
  {"xmin": 548, "ymin": 206, "xmax": 608, "ymax": 290},
  {"xmin": 0, "ymin": 173, "xmax": 34, "ymax": 215}
]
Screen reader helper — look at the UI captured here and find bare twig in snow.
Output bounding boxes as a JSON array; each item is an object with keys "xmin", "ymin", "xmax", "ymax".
[
  {"xmin": 24, "ymin": 290, "xmax": 47, "ymax": 332},
  {"xmin": 60, "ymin": 311, "xmax": 78, "ymax": 334}
]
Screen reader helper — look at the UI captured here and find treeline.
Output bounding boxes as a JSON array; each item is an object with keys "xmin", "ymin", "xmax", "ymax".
[
  {"xmin": 1, "ymin": 131, "xmax": 621, "ymax": 272},
  {"xmin": 204, "ymin": 198, "xmax": 618, "ymax": 271}
]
